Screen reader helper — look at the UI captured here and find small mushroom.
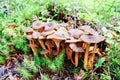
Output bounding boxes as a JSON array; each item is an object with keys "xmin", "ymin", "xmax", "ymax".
[
  {"xmin": 28, "ymin": 44, "xmax": 38, "ymax": 56},
  {"xmin": 23, "ymin": 27, "xmax": 34, "ymax": 35},
  {"xmin": 41, "ymin": 49, "xmax": 49, "ymax": 59},
  {"xmin": 68, "ymin": 29, "xmax": 84, "ymax": 39},
  {"xmin": 47, "ymin": 31, "xmax": 66, "ymax": 56},
  {"xmin": 69, "ymin": 43, "xmax": 84, "ymax": 67},
  {"xmin": 38, "ymin": 34, "xmax": 46, "ymax": 49},
  {"xmin": 44, "ymin": 22, "xmax": 57, "ymax": 31},
  {"xmin": 8, "ymin": 22, "xmax": 17, "ymax": 28},
  {"xmin": 32, "ymin": 21, "xmax": 45, "ymax": 32},
  {"xmin": 81, "ymin": 34, "xmax": 105, "ymax": 70}
]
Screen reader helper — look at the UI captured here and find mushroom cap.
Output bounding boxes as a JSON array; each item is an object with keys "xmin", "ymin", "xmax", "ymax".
[
  {"xmin": 66, "ymin": 37, "xmax": 82, "ymax": 43},
  {"xmin": 44, "ymin": 22, "xmax": 57, "ymax": 31},
  {"xmin": 81, "ymin": 34, "xmax": 105, "ymax": 43},
  {"xmin": 9, "ymin": 22, "xmax": 17, "ymax": 28},
  {"xmin": 85, "ymin": 28, "xmax": 98, "ymax": 35},
  {"xmin": 41, "ymin": 49, "xmax": 49, "ymax": 54},
  {"xmin": 32, "ymin": 21, "xmax": 45, "ymax": 30},
  {"xmin": 23, "ymin": 27, "xmax": 33, "ymax": 33},
  {"xmin": 32, "ymin": 31, "xmax": 40, "ymax": 39},
  {"xmin": 26, "ymin": 35, "xmax": 33, "ymax": 40},
  {"xmin": 79, "ymin": 25, "xmax": 91, "ymax": 31},
  {"xmin": 69, "ymin": 43, "xmax": 84, "ymax": 52},
  {"xmin": 41, "ymin": 30, "xmax": 55, "ymax": 37},
  {"xmin": 38, "ymin": 34, "xmax": 44, "ymax": 39},
  {"xmin": 47, "ymin": 32, "xmax": 66, "ymax": 41},
  {"xmin": 68, "ymin": 29, "xmax": 84, "ymax": 39},
  {"xmin": 7, "ymin": 42, "xmax": 14, "ymax": 46}
]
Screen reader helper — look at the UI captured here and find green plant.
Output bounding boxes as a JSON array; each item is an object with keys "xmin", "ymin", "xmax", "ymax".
[
  {"xmin": 0, "ymin": 56, "xmax": 6, "ymax": 64},
  {"xmin": 100, "ymin": 73, "xmax": 111, "ymax": 80},
  {"xmin": 18, "ymin": 66, "xmax": 32, "ymax": 80},
  {"xmin": 13, "ymin": 37, "xmax": 30, "ymax": 53},
  {"xmin": 23, "ymin": 58, "xmax": 38, "ymax": 73}
]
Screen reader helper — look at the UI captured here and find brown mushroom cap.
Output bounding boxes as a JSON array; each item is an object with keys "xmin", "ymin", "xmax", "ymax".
[
  {"xmin": 9, "ymin": 22, "xmax": 17, "ymax": 28},
  {"xmin": 23, "ymin": 27, "xmax": 34, "ymax": 34},
  {"xmin": 7, "ymin": 42, "xmax": 14, "ymax": 46},
  {"xmin": 32, "ymin": 21, "xmax": 45, "ymax": 32},
  {"xmin": 69, "ymin": 43, "xmax": 84, "ymax": 52},
  {"xmin": 79, "ymin": 25, "xmax": 91, "ymax": 31},
  {"xmin": 41, "ymin": 49, "xmax": 49, "ymax": 55},
  {"xmin": 32, "ymin": 31, "xmax": 40, "ymax": 39},
  {"xmin": 26, "ymin": 35, "xmax": 33, "ymax": 40},
  {"xmin": 66, "ymin": 37, "xmax": 82, "ymax": 43},
  {"xmin": 81, "ymin": 34, "xmax": 105, "ymax": 43},
  {"xmin": 41, "ymin": 30, "xmax": 55, "ymax": 37},
  {"xmin": 68, "ymin": 29, "xmax": 84, "ymax": 39},
  {"xmin": 44, "ymin": 22, "xmax": 57, "ymax": 31}
]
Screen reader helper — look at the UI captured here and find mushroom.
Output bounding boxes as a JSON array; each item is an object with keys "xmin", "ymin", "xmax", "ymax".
[
  {"xmin": 68, "ymin": 29, "xmax": 84, "ymax": 39},
  {"xmin": 26, "ymin": 35, "xmax": 37, "ymax": 56},
  {"xmin": 28, "ymin": 44, "xmax": 38, "ymax": 56},
  {"xmin": 45, "ymin": 39, "xmax": 55, "ymax": 54},
  {"xmin": 8, "ymin": 22, "xmax": 17, "ymax": 28},
  {"xmin": 47, "ymin": 31, "xmax": 66, "ymax": 56},
  {"xmin": 69, "ymin": 43, "xmax": 84, "ymax": 67},
  {"xmin": 23, "ymin": 27, "xmax": 34, "ymax": 35},
  {"xmin": 44, "ymin": 22, "xmax": 57, "ymax": 31},
  {"xmin": 81, "ymin": 34, "xmax": 105, "ymax": 70},
  {"xmin": 66, "ymin": 44, "xmax": 73, "ymax": 60},
  {"xmin": 41, "ymin": 49, "xmax": 49, "ymax": 60},
  {"xmin": 32, "ymin": 21, "xmax": 45, "ymax": 33},
  {"xmin": 38, "ymin": 34, "xmax": 46, "ymax": 50}
]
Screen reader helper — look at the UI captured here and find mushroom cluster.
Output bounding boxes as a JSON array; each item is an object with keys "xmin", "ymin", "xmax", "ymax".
[{"xmin": 23, "ymin": 21, "xmax": 105, "ymax": 70}]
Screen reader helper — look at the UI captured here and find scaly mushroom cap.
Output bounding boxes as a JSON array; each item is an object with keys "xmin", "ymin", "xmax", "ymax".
[
  {"xmin": 44, "ymin": 22, "xmax": 57, "ymax": 31},
  {"xmin": 68, "ymin": 29, "xmax": 84, "ymax": 39},
  {"xmin": 69, "ymin": 43, "xmax": 84, "ymax": 52},
  {"xmin": 32, "ymin": 21, "xmax": 45, "ymax": 32},
  {"xmin": 23, "ymin": 27, "xmax": 34, "ymax": 34},
  {"xmin": 81, "ymin": 34, "xmax": 105, "ymax": 43}
]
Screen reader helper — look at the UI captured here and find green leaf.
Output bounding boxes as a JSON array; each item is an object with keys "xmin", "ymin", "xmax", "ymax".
[{"xmin": 95, "ymin": 57, "xmax": 105, "ymax": 68}]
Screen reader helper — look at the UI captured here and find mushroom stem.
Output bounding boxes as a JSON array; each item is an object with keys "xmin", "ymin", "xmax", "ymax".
[
  {"xmin": 84, "ymin": 43, "xmax": 90, "ymax": 70},
  {"xmin": 66, "ymin": 45, "xmax": 73, "ymax": 60},
  {"xmin": 30, "ymin": 45, "xmax": 37, "ymax": 56},
  {"xmin": 75, "ymin": 52, "xmax": 79, "ymax": 67},
  {"xmin": 54, "ymin": 41, "xmax": 60, "ymax": 55},
  {"xmin": 88, "ymin": 53, "xmax": 94, "ymax": 70},
  {"xmin": 88, "ymin": 43, "xmax": 101, "ymax": 69},
  {"xmin": 38, "ymin": 39, "xmax": 46, "ymax": 49}
]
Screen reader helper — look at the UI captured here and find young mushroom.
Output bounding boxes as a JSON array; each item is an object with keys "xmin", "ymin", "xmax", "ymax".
[
  {"xmin": 32, "ymin": 21, "xmax": 45, "ymax": 33},
  {"xmin": 66, "ymin": 37, "xmax": 84, "ymax": 66},
  {"xmin": 47, "ymin": 31, "xmax": 66, "ymax": 56},
  {"xmin": 81, "ymin": 34, "xmax": 105, "ymax": 70},
  {"xmin": 23, "ymin": 27, "xmax": 34, "ymax": 35}
]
